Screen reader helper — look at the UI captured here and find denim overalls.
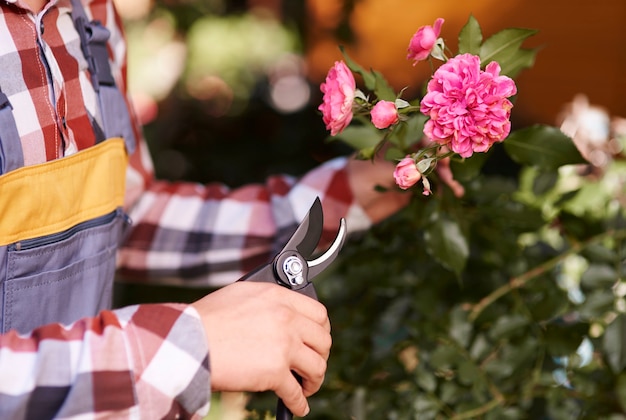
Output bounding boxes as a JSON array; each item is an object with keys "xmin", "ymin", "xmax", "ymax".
[{"xmin": 0, "ymin": 0, "xmax": 136, "ymax": 334}]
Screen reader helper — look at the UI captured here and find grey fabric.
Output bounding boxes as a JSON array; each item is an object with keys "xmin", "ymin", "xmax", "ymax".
[
  {"xmin": 0, "ymin": 209, "xmax": 128, "ymax": 334},
  {"xmin": 70, "ymin": 0, "xmax": 136, "ymax": 153},
  {"xmin": 0, "ymin": 91, "xmax": 24, "ymax": 174},
  {"xmin": 99, "ymin": 85, "xmax": 136, "ymax": 153}
]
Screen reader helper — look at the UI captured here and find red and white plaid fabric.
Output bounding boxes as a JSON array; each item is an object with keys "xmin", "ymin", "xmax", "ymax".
[
  {"xmin": 0, "ymin": 0, "xmax": 370, "ymax": 417},
  {"xmin": 0, "ymin": 304, "xmax": 211, "ymax": 418}
]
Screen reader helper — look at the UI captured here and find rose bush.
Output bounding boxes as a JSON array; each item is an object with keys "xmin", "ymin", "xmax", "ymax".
[{"xmin": 248, "ymin": 14, "xmax": 626, "ymax": 420}]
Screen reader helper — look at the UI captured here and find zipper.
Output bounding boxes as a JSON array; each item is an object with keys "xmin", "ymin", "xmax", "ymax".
[{"xmin": 9, "ymin": 209, "xmax": 122, "ymax": 252}]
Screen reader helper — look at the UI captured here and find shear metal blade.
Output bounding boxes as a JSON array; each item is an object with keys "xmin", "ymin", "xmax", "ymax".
[
  {"xmin": 307, "ymin": 218, "xmax": 347, "ymax": 279},
  {"xmin": 282, "ymin": 197, "xmax": 324, "ymax": 258}
]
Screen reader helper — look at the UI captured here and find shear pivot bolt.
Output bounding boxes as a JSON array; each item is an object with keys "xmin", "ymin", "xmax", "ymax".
[{"xmin": 283, "ymin": 256, "xmax": 304, "ymax": 286}]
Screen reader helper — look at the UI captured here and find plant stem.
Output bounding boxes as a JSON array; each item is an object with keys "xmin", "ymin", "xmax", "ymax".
[
  {"xmin": 449, "ymin": 398, "xmax": 503, "ymax": 420},
  {"xmin": 469, "ymin": 228, "xmax": 626, "ymax": 322}
]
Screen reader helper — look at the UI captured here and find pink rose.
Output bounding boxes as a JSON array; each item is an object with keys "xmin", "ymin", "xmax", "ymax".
[
  {"xmin": 318, "ymin": 61, "xmax": 356, "ymax": 136},
  {"xmin": 393, "ymin": 156, "xmax": 421, "ymax": 190},
  {"xmin": 420, "ymin": 53, "xmax": 517, "ymax": 158},
  {"xmin": 407, "ymin": 18, "xmax": 444, "ymax": 65},
  {"xmin": 371, "ymin": 100, "xmax": 399, "ymax": 129}
]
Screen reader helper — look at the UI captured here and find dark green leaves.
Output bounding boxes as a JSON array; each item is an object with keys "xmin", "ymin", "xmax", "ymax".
[
  {"xmin": 504, "ymin": 124, "xmax": 587, "ymax": 169},
  {"xmin": 479, "ymin": 28, "xmax": 538, "ymax": 77},
  {"xmin": 458, "ymin": 15, "xmax": 538, "ymax": 77},
  {"xmin": 604, "ymin": 315, "xmax": 626, "ymax": 372},
  {"xmin": 329, "ymin": 123, "xmax": 381, "ymax": 159},
  {"xmin": 424, "ymin": 215, "xmax": 469, "ymax": 276},
  {"xmin": 544, "ymin": 322, "xmax": 588, "ymax": 356},
  {"xmin": 339, "ymin": 46, "xmax": 396, "ymax": 101}
]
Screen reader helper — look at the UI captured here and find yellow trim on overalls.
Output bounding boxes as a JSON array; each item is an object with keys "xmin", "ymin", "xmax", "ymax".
[{"xmin": 0, "ymin": 138, "xmax": 127, "ymax": 246}]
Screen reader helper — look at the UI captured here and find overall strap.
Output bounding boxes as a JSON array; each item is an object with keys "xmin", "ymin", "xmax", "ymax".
[
  {"xmin": 70, "ymin": 0, "xmax": 136, "ymax": 154},
  {"xmin": 0, "ymin": 90, "xmax": 25, "ymax": 174}
]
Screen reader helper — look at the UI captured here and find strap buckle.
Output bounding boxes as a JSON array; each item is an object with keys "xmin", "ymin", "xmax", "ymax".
[{"xmin": 74, "ymin": 17, "xmax": 115, "ymax": 89}]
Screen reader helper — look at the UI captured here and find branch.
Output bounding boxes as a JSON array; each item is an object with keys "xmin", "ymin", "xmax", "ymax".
[
  {"xmin": 469, "ymin": 228, "xmax": 626, "ymax": 322},
  {"xmin": 449, "ymin": 398, "xmax": 503, "ymax": 420}
]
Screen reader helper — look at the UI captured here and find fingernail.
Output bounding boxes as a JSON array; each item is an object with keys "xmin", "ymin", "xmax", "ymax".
[{"xmin": 304, "ymin": 405, "xmax": 310, "ymax": 416}]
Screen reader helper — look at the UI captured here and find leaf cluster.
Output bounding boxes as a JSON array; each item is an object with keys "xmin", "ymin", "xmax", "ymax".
[
  {"xmin": 241, "ymin": 14, "xmax": 626, "ymax": 420},
  {"xmin": 247, "ymin": 131, "xmax": 626, "ymax": 418}
]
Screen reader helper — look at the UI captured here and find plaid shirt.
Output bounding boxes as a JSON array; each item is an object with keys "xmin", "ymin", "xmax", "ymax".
[{"xmin": 0, "ymin": 0, "xmax": 370, "ymax": 417}]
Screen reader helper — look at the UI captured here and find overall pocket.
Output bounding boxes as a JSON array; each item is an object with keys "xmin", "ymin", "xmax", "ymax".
[{"xmin": 1, "ymin": 209, "xmax": 129, "ymax": 334}]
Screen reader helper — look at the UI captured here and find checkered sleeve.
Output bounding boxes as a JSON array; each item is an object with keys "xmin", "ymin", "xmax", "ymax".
[
  {"xmin": 92, "ymin": 0, "xmax": 372, "ymax": 286},
  {"xmin": 0, "ymin": 303, "xmax": 211, "ymax": 419},
  {"xmin": 119, "ymin": 152, "xmax": 373, "ymax": 287}
]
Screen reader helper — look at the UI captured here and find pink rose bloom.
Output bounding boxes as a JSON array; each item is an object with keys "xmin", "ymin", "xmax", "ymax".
[
  {"xmin": 407, "ymin": 18, "xmax": 444, "ymax": 65},
  {"xmin": 371, "ymin": 100, "xmax": 399, "ymax": 129},
  {"xmin": 420, "ymin": 53, "xmax": 517, "ymax": 158},
  {"xmin": 319, "ymin": 61, "xmax": 356, "ymax": 136},
  {"xmin": 393, "ymin": 156, "xmax": 421, "ymax": 190}
]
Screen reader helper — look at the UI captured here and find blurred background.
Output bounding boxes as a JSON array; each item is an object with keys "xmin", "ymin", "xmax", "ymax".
[
  {"xmin": 112, "ymin": 0, "xmax": 626, "ymax": 418},
  {"xmin": 115, "ymin": 0, "xmax": 626, "ymax": 187}
]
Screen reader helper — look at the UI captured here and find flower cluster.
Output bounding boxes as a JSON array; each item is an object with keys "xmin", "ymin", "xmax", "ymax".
[{"xmin": 318, "ymin": 16, "xmax": 531, "ymax": 196}]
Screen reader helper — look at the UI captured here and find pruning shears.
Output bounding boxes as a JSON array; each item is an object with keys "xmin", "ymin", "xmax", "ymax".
[{"xmin": 239, "ymin": 197, "xmax": 347, "ymax": 419}]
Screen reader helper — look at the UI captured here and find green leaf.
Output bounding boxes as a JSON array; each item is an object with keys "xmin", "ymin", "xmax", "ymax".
[
  {"xmin": 458, "ymin": 14, "xmax": 482, "ymax": 55},
  {"xmin": 389, "ymin": 113, "xmax": 427, "ymax": 149},
  {"xmin": 339, "ymin": 45, "xmax": 376, "ymax": 91},
  {"xmin": 532, "ymin": 170, "xmax": 559, "ymax": 195},
  {"xmin": 500, "ymin": 48, "xmax": 539, "ymax": 78},
  {"xmin": 580, "ymin": 264, "xmax": 618, "ymax": 289},
  {"xmin": 416, "ymin": 367, "xmax": 437, "ymax": 392},
  {"xmin": 424, "ymin": 215, "xmax": 469, "ymax": 275},
  {"xmin": 450, "ymin": 306, "xmax": 473, "ymax": 347},
  {"xmin": 430, "ymin": 345, "xmax": 461, "ymax": 369},
  {"xmin": 544, "ymin": 322, "xmax": 588, "ymax": 356},
  {"xmin": 578, "ymin": 289, "xmax": 615, "ymax": 319},
  {"xmin": 458, "ymin": 359, "xmax": 480, "ymax": 385},
  {"xmin": 414, "ymin": 395, "xmax": 440, "ymax": 418},
  {"xmin": 604, "ymin": 314, "xmax": 626, "ymax": 372},
  {"xmin": 330, "ymin": 124, "xmax": 382, "ymax": 152},
  {"xmin": 488, "ymin": 314, "xmax": 529, "ymax": 340},
  {"xmin": 449, "ymin": 150, "xmax": 490, "ymax": 182},
  {"xmin": 384, "ymin": 146, "xmax": 406, "ymax": 162},
  {"xmin": 372, "ymin": 69, "xmax": 397, "ymax": 101},
  {"xmin": 479, "ymin": 28, "xmax": 538, "ymax": 67},
  {"xmin": 617, "ymin": 372, "xmax": 626, "ymax": 412},
  {"xmin": 503, "ymin": 125, "xmax": 587, "ymax": 170}
]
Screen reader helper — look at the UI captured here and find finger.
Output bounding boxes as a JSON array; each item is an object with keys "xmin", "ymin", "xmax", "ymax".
[
  {"xmin": 291, "ymin": 345, "xmax": 328, "ymax": 397},
  {"xmin": 285, "ymin": 292, "xmax": 331, "ymax": 332},
  {"xmin": 296, "ymin": 316, "xmax": 332, "ymax": 361},
  {"xmin": 274, "ymin": 370, "xmax": 310, "ymax": 417}
]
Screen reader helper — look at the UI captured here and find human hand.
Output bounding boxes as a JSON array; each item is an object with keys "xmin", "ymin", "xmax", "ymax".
[
  {"xmin": 347, "ymin": 156, "xmax": 411, "ymax": 223},
  {"xmin": 191, "ymin": 281, "xmax": 331, "ymax": 417}
]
